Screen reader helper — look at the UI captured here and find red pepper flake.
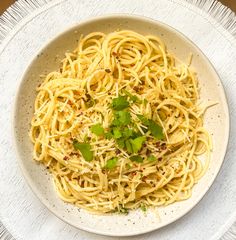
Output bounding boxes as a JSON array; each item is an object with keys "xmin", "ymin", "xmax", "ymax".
[
  {"xmin": 68, "ymin": 100, "xmax": 72, "ymax": 105},
  {"xmin": 63, "ymin": 156, "xmax": 69, "ymax": 160},
  {"xmin": 115, "ymin": 149, "xmax": 121, "ymax": 154},
  {"xmin": 112, "ymin": 52, "xmax": 118, "ymax": 56},
  {"xmin": 142, "ymin": 176, "xmax": 147, "ymax": 181},
  {"xmin": 69, "ymin": 152, "xmax": 80, "ymax": 156},
  {"xmin": 130, "ymin": 64, "xmax": 135, "ymax": 67},
  {"xmin": 133, "ymin": 86, "xmax": 139, "ymax": 91},
  {"xmin": 105, "ymin": 69, "xmax": 111, "ymax": 73},
  {"xmin": 76, "ymin": 112, "xmax": 83, "ymax": 117},
  {"xmin": 161, "ymin": 145, "xmax": 167, "ymax": 150},
  {"xmin": 146, "ymin": 149, "xmax": 151, "ymax": 155},
  {"xmin": 158, "ymin": 157, "xmax": 162, "ymax": 161}
]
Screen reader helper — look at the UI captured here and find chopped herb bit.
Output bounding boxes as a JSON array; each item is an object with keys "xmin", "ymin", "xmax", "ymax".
[
  {"xmin": 158, "ymin": 110, "xmax": 166, "ymax": 120},
  {"xmin": 130, "ymin": 155, "xmax": 143, "ymax": 163},
  {"xmin": 111, "ymin": 96, "xmax": 129, "ymax": 110},
  {"xmin": 104, "ymin": 157, "xmax": 118, "ymax": 169},
  {"xmin": 130, "ymin": 136, "xmax": 146, "ymax": 153},
  {"xmin": 126, "ymin": 163, "xmax": 131, "ymax": 169},
  {"xmin": 83, "ymin": 134, "xmax": 89, "ymax": 142},
  {"xmin": 143, "ymin": 99, "xmax": 148, "ymax": 106},
  {"xmin": 122, "ymin": 89, "xmax": 142, "ymax": 103},
  {"xmin": 140, "ymin": 204, "xmax": 147, "ymax": 212},
  {"xmin": 73, "ymin": 140, "xmax": 93, "ymax": 161},
  {"xmin": 148, "ymin": 120, "xmax": 164, "ymax": 140},
  {"xmin": 147, "ymin": 155, "xmax": 156, "ymax": 161},
  {"xmin": 85, "ymin": 97, "xmax": 96, "ymax": 108},
  {"xmin": 116, "ymin": 205, "xmax": 129, "ymax": 214},
  {"xmin": 91, "ymin": 123, "xmax": 104, "ymax": 136}
]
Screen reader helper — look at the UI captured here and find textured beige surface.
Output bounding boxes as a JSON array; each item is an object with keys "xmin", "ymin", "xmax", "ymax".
[{"xmin": 1, "ymin": 0, "xmax": 236, "ymax": 14}]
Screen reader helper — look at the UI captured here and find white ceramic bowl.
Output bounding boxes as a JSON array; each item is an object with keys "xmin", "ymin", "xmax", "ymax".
[{"xmin": 13, "ymin": 15, "xmax": 229, "ymax": 236}]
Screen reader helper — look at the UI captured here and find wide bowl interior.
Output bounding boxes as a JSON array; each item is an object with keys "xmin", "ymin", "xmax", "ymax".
[{"xmin": 14, "ymin": 15, "xmax": 229, "ymax": 236}]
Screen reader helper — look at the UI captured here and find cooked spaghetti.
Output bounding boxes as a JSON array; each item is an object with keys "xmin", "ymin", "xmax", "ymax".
[{"xmin": 30, "ymin": 30, "xmax": 212, "ymax": 214}]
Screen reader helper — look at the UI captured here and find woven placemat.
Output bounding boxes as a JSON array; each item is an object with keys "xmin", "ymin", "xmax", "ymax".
[{"xmin": 0, "ymin": 0, "xmax": 236, "ymax": 239}]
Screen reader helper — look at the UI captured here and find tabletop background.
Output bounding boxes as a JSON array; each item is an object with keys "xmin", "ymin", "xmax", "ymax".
[
  {"xmin": 0, "ymin": 0, "xmax": 236, "ymax": 240},
  {"xmin": 0, "ymin": 0, "xmax": 236, "ymax": 14}
]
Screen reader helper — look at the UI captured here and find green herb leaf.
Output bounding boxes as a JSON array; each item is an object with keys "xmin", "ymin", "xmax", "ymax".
[
  {"xmin": 148, "ymin": 120, "xmax": 164, "ymax": 140},
  {"xmin": 105, "ymin": 132, "xmax": 113, "ymax": 140},
  {"xmin": 73, "ymin": 140, "xmax": 93, "ymax": 161},
  {"xmin": 125, "ymin": 139, "xmax": 133, "ymax": 154},
  {"xmin": 112, "ymin": 110, "xmax": 131, "ymax": 127},
  {"xmin": 147, "ymin": 155, "xmax": 156, "ymax": 161},
  {"xmin": 112, "ymin": 128, "xmax": 122, "ymax": 139},
  {"xmin": 130, "ymin": 136, "xmax": 146, "ymax": 153},
  {"xmin": 104, "ymin": 157, "xmax": 118, "ymax": 169},
  {"xmin": 137, "ymin": 115, "xmax": 164, "ymax": 140},
  {"xmin": 117, "ymin": 138, "xmax": 125, "ymax": 148},
  {"xmin": 123, "ymin": 128, "xmax": 134, "ymax": 138},
  {"xmin": 137, "ymin": 114, "xmax": 149, "ymax": 125},
  {"xmin": 91, "ymin": 123, "xmax": 104, "ymax": 136},
  {"xmin": 130, "ymin": 155, "xmax": 143, "ymax": 163},
  {"xmin": 111, "ymin": 96, "xmax": 129, "ymax": 110}
]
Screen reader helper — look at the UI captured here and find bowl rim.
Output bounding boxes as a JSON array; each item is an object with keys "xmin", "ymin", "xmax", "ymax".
[{"xmin": 12, "ymin": 13, "xmax": 230, "ymax": 237}]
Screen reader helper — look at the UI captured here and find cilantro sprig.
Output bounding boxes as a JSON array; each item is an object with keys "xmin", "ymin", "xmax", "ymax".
[{"xmin": 73, "ymin": 90, "xmax": 165, "ymax": 164}]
